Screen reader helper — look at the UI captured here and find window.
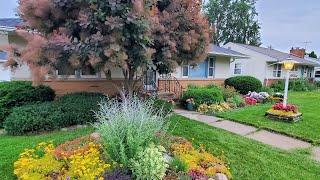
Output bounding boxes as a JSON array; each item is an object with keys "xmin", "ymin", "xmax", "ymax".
[
  {"xmin": 56, "ymin": 66, "xmax": 76, "ymax": 76},
  {"xmin": 208, "ymin": 57, "xmax": 215, "ymax": 78},
  {"xmin": 182, "ymin": 64, "xmax": 189, "ymax": 78},
  {"xmin": 234, "ymin": 63, "xmax": 242, "ymax": 75},
  {"xmin": 81, "ymin": 65, "xmax": 97, "ymax": 77},
  {"xmin": 0, "ymin": 51, "xmax": 7, "ymax": 60},
  {"xmin": 315, "ymin": 71, "xmax": 320, "ymax": 78},
  {"xmin": 273, "ymin": 64, "xmax": 282, "ymax": 77}
]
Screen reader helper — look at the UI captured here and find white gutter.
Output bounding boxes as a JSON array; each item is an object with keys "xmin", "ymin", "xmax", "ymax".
[{"xmin": 0, "ymin": 26, "xmax": 16, "ymax": 32}]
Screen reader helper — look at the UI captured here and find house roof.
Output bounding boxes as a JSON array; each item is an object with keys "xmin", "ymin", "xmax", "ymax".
[
  {"xmin": 209, "ymin": 44, "xmax": 247, "ymax": 58},
  {"xmin": 0, "ymin": 18, "xmax": 23, "ymax": 32},
  {"xmin": 232, "ymin": 43, "xmax": 318, "ymax": 66}
]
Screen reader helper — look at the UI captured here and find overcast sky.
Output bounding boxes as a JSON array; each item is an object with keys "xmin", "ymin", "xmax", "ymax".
[{"xmin": 0, "ymin": 0, "xmax": 319, "ymax": 54}]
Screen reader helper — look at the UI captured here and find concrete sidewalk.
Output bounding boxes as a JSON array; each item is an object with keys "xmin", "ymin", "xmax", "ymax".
[{"xmin": 174, "ymin": 109, "xmax": 319, "ymax": 162}]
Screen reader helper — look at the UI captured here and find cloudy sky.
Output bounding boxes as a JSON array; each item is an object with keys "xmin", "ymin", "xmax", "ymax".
[{"xmin": 0, "ymin": 0, "xmax": 319, "ymax": 54}]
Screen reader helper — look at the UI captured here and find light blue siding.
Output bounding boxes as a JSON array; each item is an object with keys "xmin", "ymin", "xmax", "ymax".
[
  {"xmin": 189, "ymin": 60, "xmax": 208, "ymax": 78},
  {"xmin": 188, "ymin": 56, "xmax": 216, "ymax": 78}
]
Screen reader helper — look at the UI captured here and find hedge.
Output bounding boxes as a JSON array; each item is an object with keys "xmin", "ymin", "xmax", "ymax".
[
  {"xmin": 224, "ymin": 76, "xmax": 262, "ymax": 94},
  {"xmin": 0, "ymin": 81, "xmax": 55, "ymax": 125},
  {"xmin": 4, "ymin": 92, "xmax": 105, "ymax": 135}
]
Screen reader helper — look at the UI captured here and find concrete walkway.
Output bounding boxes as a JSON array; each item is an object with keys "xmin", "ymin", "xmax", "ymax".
[{"xmin": 174, "ymin": 109, "xmax": 320, "ymax": 162}]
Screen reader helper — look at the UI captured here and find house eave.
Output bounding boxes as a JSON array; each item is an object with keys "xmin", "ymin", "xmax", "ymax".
[
  {"xmin": 208, "ymin": 52, "xmax": 248, "ymax": 59},
  {"xmin": 0, "ymin": 26, "xmax": 16, "ymax": 32}
]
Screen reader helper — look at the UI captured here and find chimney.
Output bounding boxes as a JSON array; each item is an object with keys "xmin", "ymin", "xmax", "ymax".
[{"xmin": 290, "ymin": 47, "xmax": 306, "ymax": 58}]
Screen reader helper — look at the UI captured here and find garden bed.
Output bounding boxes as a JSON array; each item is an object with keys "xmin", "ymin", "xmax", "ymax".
[{"xmin": 2, "ymin": 115, "xmax": 320, "ymax": 179}]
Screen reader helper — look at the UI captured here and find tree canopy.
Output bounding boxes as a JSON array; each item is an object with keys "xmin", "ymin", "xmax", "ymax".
[
  {"xmin": 3, "ymin": 0, "xmax": 211, "ymax": 93},
  {"xmin": 204, "ymin": 0, "xmax": 261, "ymax": 46},
  {"xmin": 308, "ymin": 51, "xmax": 318, "ymax": 59}
]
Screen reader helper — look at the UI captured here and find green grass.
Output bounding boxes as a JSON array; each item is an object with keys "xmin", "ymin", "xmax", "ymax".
[
  {"xmin": 217, "ymin": 91, "xmax": 320, "ymax": 144},
  {"xmin": 0, "ymin": 128, "xmax": 94, "ymax": 180},
  {"xmin": 169, "ymin": 115, "xmax": 320, "ymax": 179},
  {"xmin": 2, "ymin": 114, "xmax": 320, "ymax": 179}
]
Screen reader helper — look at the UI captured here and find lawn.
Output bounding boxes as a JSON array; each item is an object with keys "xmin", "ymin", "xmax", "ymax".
[
  {"xmin": 217, "ymin": 91, "xmax": 320, "ymax": 144},
  {"xmin": 2, "ymin": 115, "xmax": 320, "ymax": 179},
  {"xmin": 169, "ymin": 115, "xmax": 320, "ymax": 179}
]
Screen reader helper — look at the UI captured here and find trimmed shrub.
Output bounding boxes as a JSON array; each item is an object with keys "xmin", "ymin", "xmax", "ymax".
[
  {"xmin": 0, "ymin": 81, "xmax": 55, "ymax": 125},
  {"xmin": 225, "ymin": 76, "xmax": 262, "ymax": 94},
  {"xmin": 181, "ymin": 86, "xmax": 223, "ymax": 107},
  {"xmin": 4, "ymin": 102, "xmax": 63, "ymax": 135},
  {"xmin": 56, "ymin": 92, "xmax": 106, "ymax": 125},
  {"xmin": 4, "ymin": 92, "xmax": 105, "ymax": 135}
]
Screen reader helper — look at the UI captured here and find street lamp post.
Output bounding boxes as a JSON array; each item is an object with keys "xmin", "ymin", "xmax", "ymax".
[{"xmin": 282, "ymin": 58, "xmax": 297, "ymax": 107}]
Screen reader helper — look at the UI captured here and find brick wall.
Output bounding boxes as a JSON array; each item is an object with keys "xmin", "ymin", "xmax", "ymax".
[{"xmin": 44, "ymin": 79, "xmax": 140, "ymax": 96}]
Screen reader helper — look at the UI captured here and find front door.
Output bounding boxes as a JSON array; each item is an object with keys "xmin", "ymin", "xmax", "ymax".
[{"xmin": 144, "ymin": 69, "xmax": 157, "ymax": 91}]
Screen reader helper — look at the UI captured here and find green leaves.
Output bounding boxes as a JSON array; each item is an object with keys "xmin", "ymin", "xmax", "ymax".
[{"xmin": 204, "ymin": 0, "xmax": 261, "ymax": 46}]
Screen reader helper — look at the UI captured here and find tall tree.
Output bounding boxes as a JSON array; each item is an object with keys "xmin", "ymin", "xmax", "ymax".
[
  {"xmin": 3, "ymin": 0, "xmax": 210, "ymax": 95},
  {"xmin": 205, "ymin": 0, "xmax": 261, "ymax": 46},
  {"xmin": 309, "ymin": 51, "xmax": 318, "ymax": 59}
]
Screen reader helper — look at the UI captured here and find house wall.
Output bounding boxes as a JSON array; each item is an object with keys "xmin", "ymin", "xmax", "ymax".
[
  {"xmin": 224, "ymin": 42, "xmax": 275, "ymax": 83},
  {"xmin": 8, "ymin": 33, "xmax": 32, "ymax": 80},
  {"xmin": 44, "ymin": 79, "xmax": 142, "ymax": 96},
  {"xmin": 0, "ymin": 32, "xmax": 11, "ymax": 81},
  {"xmin": 170, "ymin": 56, "xmax": 231, "ymax": 80}
]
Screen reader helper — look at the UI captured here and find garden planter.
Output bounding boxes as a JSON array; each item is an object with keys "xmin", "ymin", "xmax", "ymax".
[
  {"xmin": 186, "ymin": 103, "xmax": 195, "ymax": 111},
  {"xmin": 265, "ymin": 111, "xmax": 302, "ymax": 123}
]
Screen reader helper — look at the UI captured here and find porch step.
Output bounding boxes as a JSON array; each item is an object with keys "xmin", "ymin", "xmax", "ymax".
[{"xmin": 157, "ymin": 91, "xmax": 176, "ymax": 101}]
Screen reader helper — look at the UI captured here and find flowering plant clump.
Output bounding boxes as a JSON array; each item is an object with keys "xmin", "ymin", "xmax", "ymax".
[
  {"xmin": 197, "ymin": 103, "xmax": 231, "ymax": 114},
  {"xmin": 170, "ymin": 138, "xmax": 232, "ymax": 179},
  {"xmin": 14, "ymin": 142, "xmax": 64, "ymax": 180},
  {"xmin": 14, "ymin": 140, "xmax": 110, "ymax": 180},
  {"xmin": 246, "ymin": 91, "xmax": 270, "ymax": 103},
  {"xmin": 186, "ymin": 98, "xmax": 195, "ymax": 105},
  {"xmin": 245, "ymin": 97, "xmax": 257, "ymax": 105},
  {"xmin": 63, "ymin": 142, "xmax": 110, "ymax": 179},
  {"xmin": 272, "ymin": 103, "xmax": 298, "ymax": 113},
  {"xmin": 130, "ymin": 143, "xmax": 168, "ymax": 179},
  {"xmin": 54, "ymin": 135, "xmax": 96, "ymax": 159}
]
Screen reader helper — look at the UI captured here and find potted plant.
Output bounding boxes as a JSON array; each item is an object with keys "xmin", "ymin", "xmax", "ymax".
[
  {"xmin": 185, "ymin": 98, "xmax": 195, "ymax": 111},
  {"xmin": 265, "ymin": 103, "xmax": 302, "ymax": 122}
]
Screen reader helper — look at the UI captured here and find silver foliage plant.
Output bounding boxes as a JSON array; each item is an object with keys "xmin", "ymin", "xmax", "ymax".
[{"xmin": 94, "ymin": 96, "xmax": 169, "ymax": 166}]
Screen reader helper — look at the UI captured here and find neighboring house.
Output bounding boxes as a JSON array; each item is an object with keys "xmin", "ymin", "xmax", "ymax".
[
  {"xmin": 0, "ymin": 51, "xmax": 10, "ymax": 81},
  {"xmin": 0, "ymin": 18, "xmax": 246, "ymax": 97},
  {"xmin": 224, "ymin": 42, "xmax": 320, "ymax": 85},
  {"xmin": 0, "ymin": 18, "xmax": 30, "ymax": 81}
]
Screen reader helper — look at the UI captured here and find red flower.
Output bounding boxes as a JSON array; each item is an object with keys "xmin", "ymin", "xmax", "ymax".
[
  {"xmin": 272, "ymin": 103, "xmax": 298, "ymax": 113},
  {"xmin": 245, "ymin": 97, "xmax": 257, "ymax": 105}
]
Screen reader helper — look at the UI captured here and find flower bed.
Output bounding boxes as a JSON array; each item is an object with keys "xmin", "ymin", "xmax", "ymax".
[
  {"xmin": 14, "ymin": 138, "xmax": 110, "ymax": 180},
  {"xmin": 265, "ymin": 103, "xmax": 302, "ymax": 122},
  {"xmin": 13, "ymin": 97, "xmax": 231, "ymax": 180},
  {"xmin": 14, "ymin": 134, "xmax": 231, "ymax": 180}
]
